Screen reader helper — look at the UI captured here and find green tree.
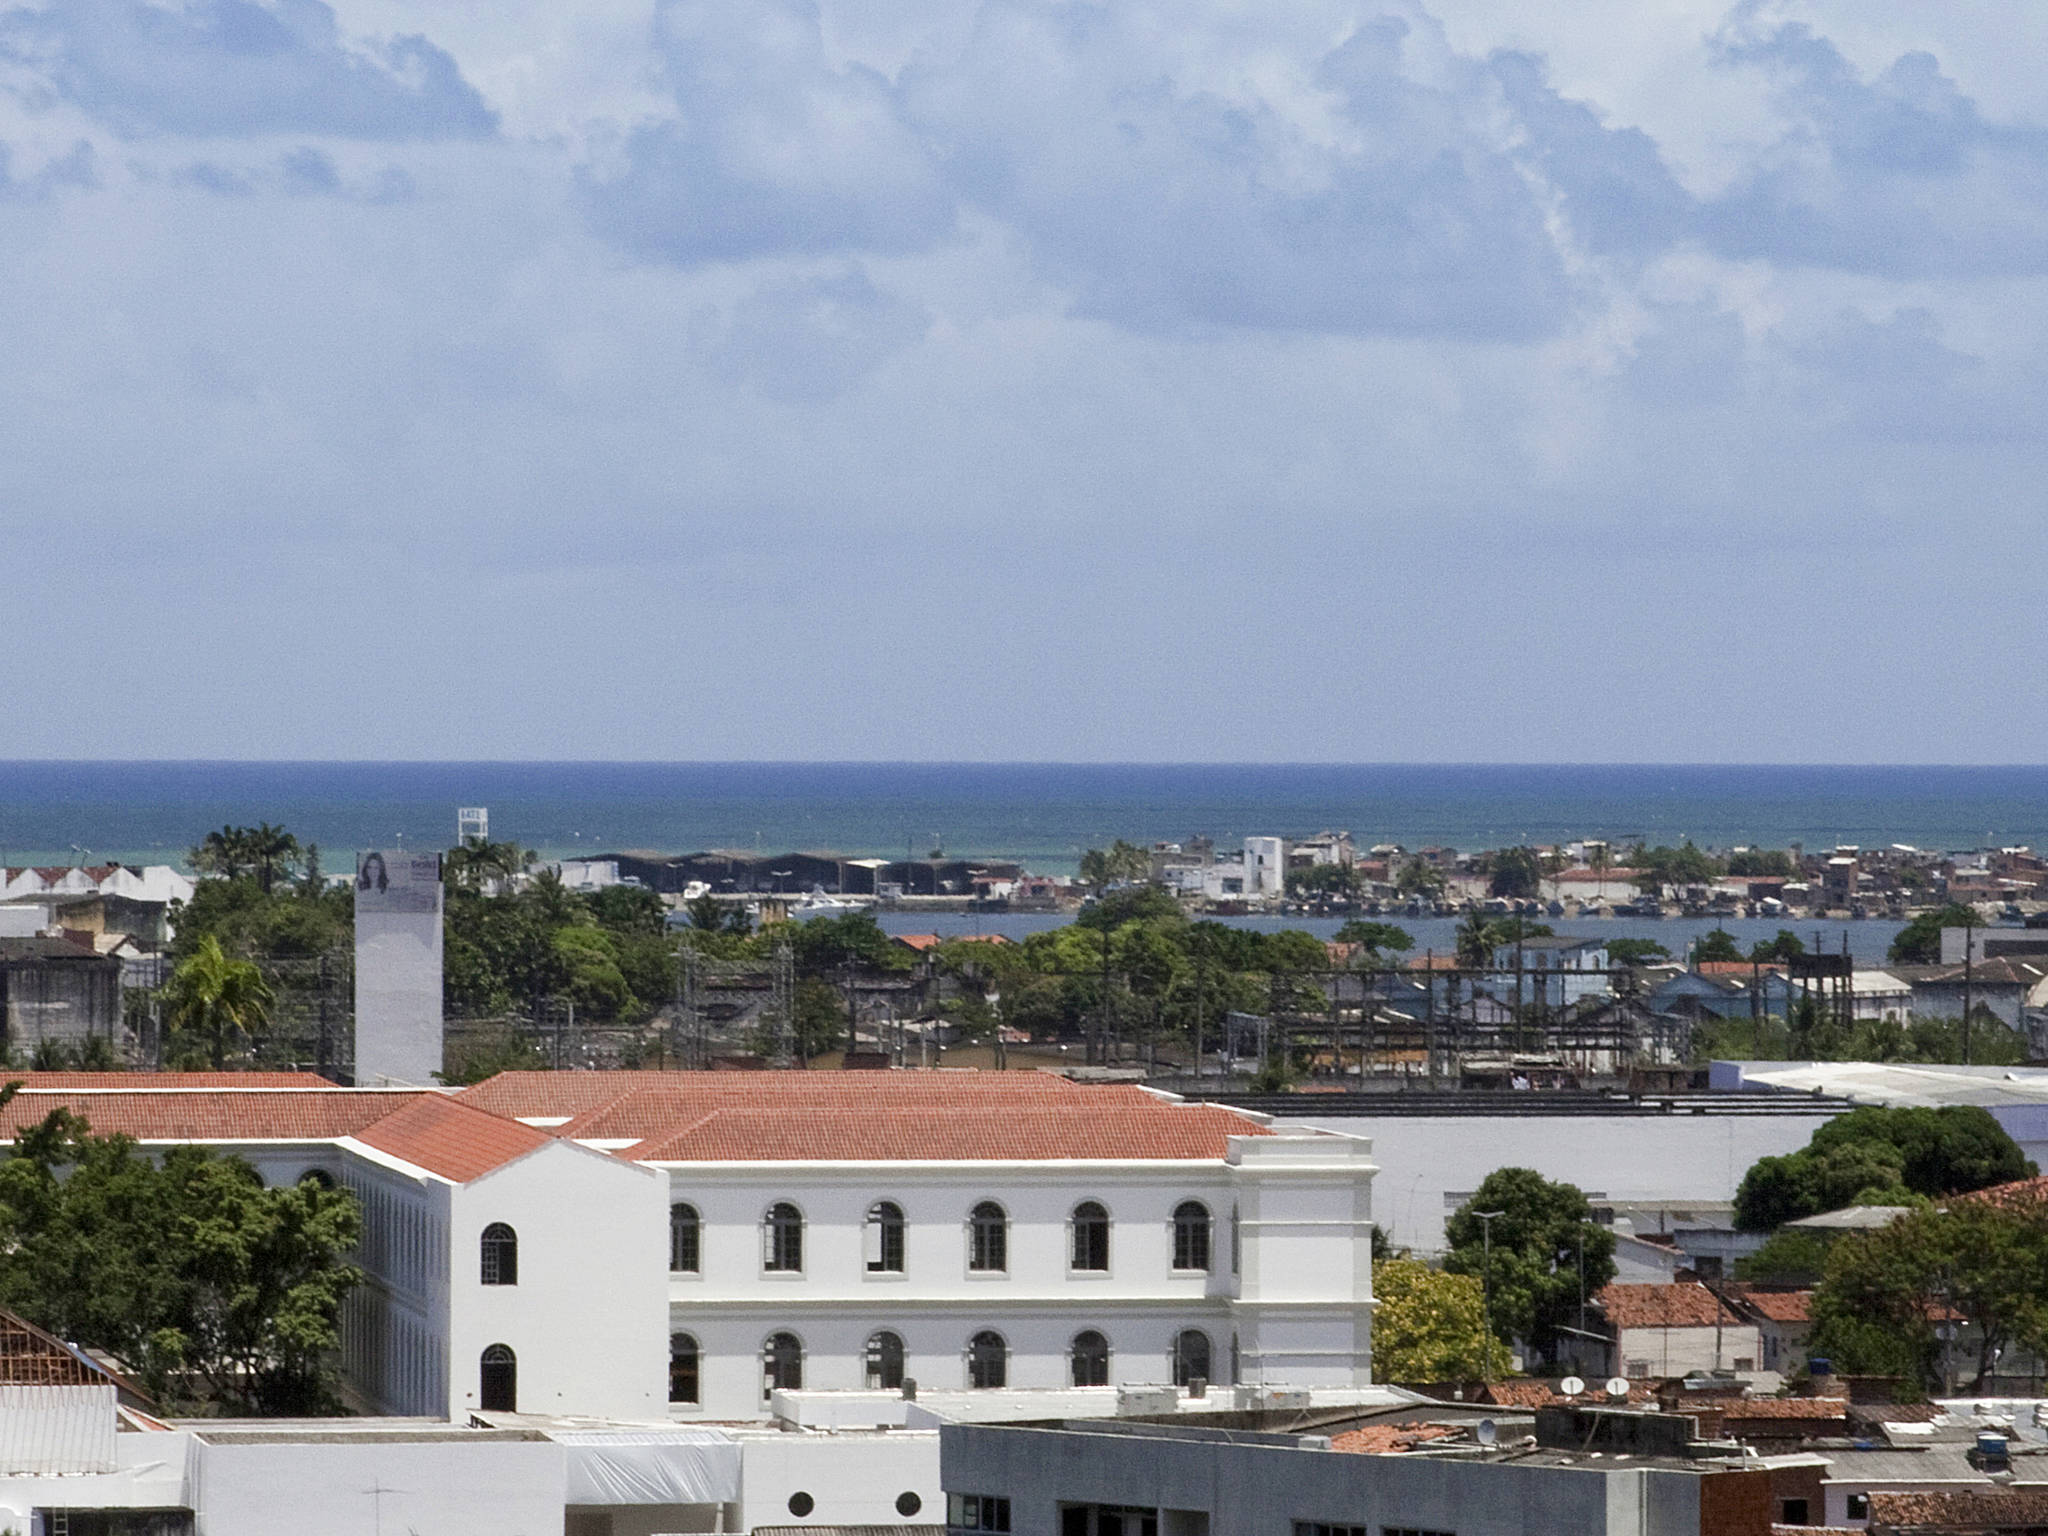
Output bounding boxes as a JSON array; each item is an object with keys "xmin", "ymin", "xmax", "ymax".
[
  {"xmin": 444, "ymin": 837, "xmax": 534, "ymax": 893},
  {"xmin": 1396, "ymin": 859, "xmax": 1446, "ymax": 898},
  {"xmin": 1078, "ymin": 840, "xmax": 1152, "ymax": 889},
  {"xmin": 551, "ymin": 927, "xmax": 635, "ymax": 1021},
  {"xmin": 1749, "ymin": 929, "xmax": 1807, "ymax": 963},
  {"xmin": 1606, "ymin": 937, "xmax": 1672, "ymax": 966},
  {"xmin": 1076, "ymin": 884, "xmax": 1183, "ymax": 931},
  {"xmin": 1888, "ymin": 904, "xmax": 1981, "ymax": 966},
  {"xmin": 787, "ymin": 910, "xmax": 910, "ymax": 975},
  {"xmin": 0, "ymin": 1109, "xmax": 362, "ymax": 1413},
  {"xmin": 1734, "ymin": 1105, "xmax": 2033, "ymax": 1230},
  {"xmin": 1487, "ymin": 847, "xmax": 1544, "ymax": 900},
  {"xmin": 1333, "ymin": 921, "xmax": 1415, "ymax": 963},
  {"xmin": 163, "ymin": 934, "xmax": 275, "ymax": 1069},
  {"xmin": 1727, "ymin": 850, "xmax": 1796, "ymax": 878},
  {"xmin": 1370, "ymin": 1259, "xmax": 1513, "ymax": 1382},
  {"xmin": 1693, "ymin": 928, "xmax": 1743, "ymax": 964},
  {"xmin": 1289, "ymin": 863, "xmax": 1361, "ymax": 899},
  {"xmin": 1810, "ymin": 1198, "xmax": 2048, "ymax": 1391},
  {"xmin": 1631, "ymin": 842, "xmax": 1723, "ymax": 892},
  {"xmin": 1733, "ymin": 1227, "xmax": 1836, "ymax": 1285},
  {"xmin": 1444, "ymin": 1168, "xmax": 1615, "ymax": 1364}
]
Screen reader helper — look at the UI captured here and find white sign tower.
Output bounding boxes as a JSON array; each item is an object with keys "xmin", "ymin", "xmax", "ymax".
[{"xmin": 354, "ymin": 850, "xmax": 444, "ymax": 1086}]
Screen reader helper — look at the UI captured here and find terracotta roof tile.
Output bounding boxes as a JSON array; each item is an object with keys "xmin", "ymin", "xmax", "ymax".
[
  {"xmin": 1598, "ymin": 1282, "xmax": 1745, "ymax": 1330},
  {"xmin": 631, "ymin": 1101, "xmax": 1271, "ymax": 1162},
  {"xmin": 1333, "ymin": 1423, "xmax": 1462, "ymax": 1454},
  {"xmin": 1723, "ymin": 1397, "xmax": 1848, "ymax": 1420},
  {"xmin": 1868, "ymin": 1490, "xmax": 2048, "ymax": 1531},
  {"xmin": 0, "ymin": 1072, "xmax": 338, "ymax": 1090},
  {"xmin": 1735, "ymin": 1288, "xmax": 1816, "ymax": 1323},
  {"xmin": 1481, "ymin": 1378, "xmax": 1657, "ymax": 1409},
  {"xmin": 0, "ymin": 1089, "xmax": 429, "ymax": 1143},
  {"xmin": 351, "ymin": 1094, "xmax": 557, "ymax": 1183}
]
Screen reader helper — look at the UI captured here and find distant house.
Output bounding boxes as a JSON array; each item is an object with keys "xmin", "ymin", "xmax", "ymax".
[
  {"xmin": 1731, "ymin": 1287, "xmax": 1815, "ymax": 1376},
  {"xmin": 0, "ymin": 935, "xmax": 123, "ymax": 1056},
  {"xmin": 1489, "ymin": 935, "xmax": 1612, "ymax": 1010},
  {"xmin": 1586, "ymin": 1283, "xmax": 1761, "ymax": 1381},
  {"xmin": 1890, "ymin": 959, "xmax": 2048, "ymax": 1032}
]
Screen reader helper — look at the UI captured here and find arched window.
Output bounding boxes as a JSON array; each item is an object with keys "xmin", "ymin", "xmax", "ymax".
[
  {"xmin": 1172, "ymin": 1329, "xmax": 1212, "ymax": 1388},
  {"xmin": 298, "ymin": 1168, "xmax": 337, "ymax": 1190},
  {"xmin": 1230, "ymin": 1205, "xmax": 1241, "ymax": 1275},
  {"xmin": 1070, "ymin": 1330, "xmax": 1110, "ymax": 1387},
  {"xmin": 670, "ymin": 1203, "xmax": 701, "ymax": 1274},
  {"xmin": 966, "ymin": 1330, "xmax": 1008, "ymax": 1389},
  {"xmin": 968, "ymin": 1202, "xmax": 1007, "ymax": 1273},
  {"xmin": 866, "ymin": 1200, "xmax": 906, "ymax": 1274},
  {"xmin": 670, "ymin": 1332, "xmax": 700, "ymax": 1405},
  {"xmin": 1070, "ymin": 1201, "xmax": 1110, "ymax": 1272},
  {"xmin": 1173, "ymin": 1201, "xmax": 1212, "ymax": 1273},
  {"xmin": 480, "ymin": 1223, "xmax": 518, "ymax": 1286},
  {"xmin": 762, "ymin": 1331, "xmax": 804, "ymax": 1399},
  {"xmin": 763, "ymin": 1202, "xmax": 804, "ymax": 1272},
  {"xmin": 865, "ymin": 1329, "xmax": 906, "ymax": 1390},
  {"xmin": 479, "ymin": 1344, "xmax": 517, "ymax": 1411}
]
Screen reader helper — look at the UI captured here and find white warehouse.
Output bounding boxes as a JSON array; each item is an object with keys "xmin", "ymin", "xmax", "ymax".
[{"xmin": 0, "ymin": 1069, "xmax": 1380, "ymax": 1425}]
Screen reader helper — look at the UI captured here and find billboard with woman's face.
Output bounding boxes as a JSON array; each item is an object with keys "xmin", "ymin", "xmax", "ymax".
[{"xmin": 356, "ymin": 850, "xmax": 441, "ymax": 914}]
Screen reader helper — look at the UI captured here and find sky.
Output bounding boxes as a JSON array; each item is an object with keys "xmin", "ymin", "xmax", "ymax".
[{"xmin": 1, "ymin": 0, "xmax": 2045, "ymax": 762}]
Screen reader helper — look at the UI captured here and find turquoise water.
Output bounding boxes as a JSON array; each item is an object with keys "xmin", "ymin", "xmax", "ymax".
[{"xmin": 0, "ymin": 761, "xmax": 2042, "ymax": 875}]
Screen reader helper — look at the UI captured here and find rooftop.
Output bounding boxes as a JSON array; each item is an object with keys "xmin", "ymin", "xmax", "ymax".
[{"xmin": 1597, "ymin": 1282, "xmax": 1744, "ymax": 1330}]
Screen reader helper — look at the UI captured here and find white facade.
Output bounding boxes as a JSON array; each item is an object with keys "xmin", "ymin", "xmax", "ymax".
[
  {"xmin": 1244, "ymin": 837, "xmax": 1286, "ymax": 897},
  {"xmin": 354, "ymin": 849, "xmax": 446, "ymax": 1086},
  {"xmin": 659, "ymin": 1132, "xmax": 1377, "ymax": 1420}
]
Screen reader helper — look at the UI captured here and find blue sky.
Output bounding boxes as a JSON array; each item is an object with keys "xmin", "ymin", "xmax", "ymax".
[{"xmin": 1, "ymin": 0, "xmax": 2044, "ymax": 761}]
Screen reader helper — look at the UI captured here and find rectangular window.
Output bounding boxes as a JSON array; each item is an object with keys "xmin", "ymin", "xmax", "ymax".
[
  {"xmin": 1780, "ymin": 1501, "xmax": 1809, "ymax": 1526},
  {"xmin": 1381, "ymin": 1527, "xmax": 1454, "ymax": 1536},
  {"xmin": 1846, "ymin": 1495, "xmax": 1870, "ymax": 1521},
  {"xmin": 1295, "ymin": 1525, "xmax": 1371, "ymax": 1536},
  {"xmin": 948, "ymin": 1493, "xmax": 1014, "ymax": 1532}
]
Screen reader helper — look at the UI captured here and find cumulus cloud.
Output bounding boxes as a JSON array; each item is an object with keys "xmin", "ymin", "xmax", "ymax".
[
  {"xmin": 579, "ymin": 0, "xmax": 952, "ymax": 264},
  {"xmin": 1700, "ymin": 8, "xmax": 2048, "ymax": 276},
  {"xmin": 0, "ymin": 0, "xmax": 497, "ymax": 139},
  {"xmin": 693, "ymin": 266, "xmax": 930, "ymax": 403}
]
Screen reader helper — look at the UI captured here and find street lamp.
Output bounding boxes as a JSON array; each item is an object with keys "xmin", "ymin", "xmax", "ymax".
[{"xmin": 1473, "ymin": 1209, "xmax": 1506, "ymax": 1382}]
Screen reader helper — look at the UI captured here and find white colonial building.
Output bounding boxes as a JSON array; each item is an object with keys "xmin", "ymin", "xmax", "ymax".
[{"xmin": 0, "ymin": 1068, "xmax": 1378, "ymax": 1425}]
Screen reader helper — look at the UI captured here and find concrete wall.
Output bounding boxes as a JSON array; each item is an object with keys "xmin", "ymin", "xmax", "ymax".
[
  {"xmin": 353, "ymin": 850, "xmax": 444, "ymax": 1087},
  {"xmin": 940, "ymin": 1422, "xmax": 1720, "ymax": 1536},
  {"xmin": 736, "ymin": 1429, "xmax": 939, "ymax": 1531},
  {"xmin": 451, "ymin": 1141, "xmax": 669, "ymax": 1421},
  {"xmin": 1615, "ymin": 1323, "xmax": 1764, "ymax": 1380},
  {"xmin": 1281, "ymin": 1111, "xmax": 1836, "ymax": 1257},
  {"xmin": 190, "ymin": 1436, "xmax": 565, "ymax": 1536}
]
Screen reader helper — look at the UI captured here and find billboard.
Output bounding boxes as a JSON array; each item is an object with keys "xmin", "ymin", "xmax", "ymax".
[{"xmin": 355, "ymin": 850, "xmax": 442, "ymax": 914}]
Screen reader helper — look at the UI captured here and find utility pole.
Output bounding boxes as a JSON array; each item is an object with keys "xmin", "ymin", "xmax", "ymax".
[
  {"xmin": 1474, "ymin": 1209, "xmax": 1506, "ymax": 1382},
  {"xmin": 1963, "ymin": 907, "xmax": 1976, "ymax": 1064}
]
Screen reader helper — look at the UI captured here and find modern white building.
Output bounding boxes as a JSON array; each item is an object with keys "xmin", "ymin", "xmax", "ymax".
[{"xmin": 0, "ymin": 1069, "xmax": 1379, "ymax": 1427}]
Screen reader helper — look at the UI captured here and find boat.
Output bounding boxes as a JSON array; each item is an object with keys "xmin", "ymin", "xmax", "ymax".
[{"xmin": 790, "ymin": 886, "xmax": 865, "ymax": 916}]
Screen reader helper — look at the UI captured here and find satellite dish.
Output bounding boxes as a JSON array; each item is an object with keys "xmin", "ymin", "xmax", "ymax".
[
  {"xmin": 1475, "ymin": 1419, "xmax": 1498, "ymax": 1446},
  {"xmin": 1560, "ymin": 1376, "xmax": 1586, "ymax": 1398},
  {"xmin": 1605, "ymin": 1377, "xmax": 1631, "ymax": 1401}
]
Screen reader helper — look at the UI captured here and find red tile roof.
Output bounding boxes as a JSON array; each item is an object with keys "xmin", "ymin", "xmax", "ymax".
[
  {"xmin": 631, "ymin": 1101, "xmax": 1270, "ymax": 1162},
  {"xmin": 1598, "ymin": 1282, "xmax": 1746, "ymax": 1330},
  {"xmin": 351, "ymin": 1094, "xmax": 558, "ymax": 1183},
  {"xmin": 1722, "ymin": 1397, "xmax": 1847, "ymax": 1420},
  {"xmin": 1333, "ymin": 1423, "xmax": 1462, "ymax": 1454},
  {"xmin": 0, "ymin": 1072, "xmax": 338, "ymax": 1090},
  {"xmin": 1481, "ymin": 1378, "xmax": 1656, "ymax": 1409},
  {"xmin": 0, "ymin": 1089, "xmax": 430, "ymax": 1143},
  {"xmin": 1735, "ymin": 1288, "xmax": 1816, "ymax": 1323},
  {"xmin": 1960, "ymin": 1176, "xmax": 2048, "ymax": 1211},
  {"xmin": 1867, "ymin": 1491, "xmax": 2048, "ymax": 1531}
]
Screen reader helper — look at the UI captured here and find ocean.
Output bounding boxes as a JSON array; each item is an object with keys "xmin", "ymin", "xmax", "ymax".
[{"xmin": 0, "ymin": 761, "xmax": 2042, "ymax": 873}]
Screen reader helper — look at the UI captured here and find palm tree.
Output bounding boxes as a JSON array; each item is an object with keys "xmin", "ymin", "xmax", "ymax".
[
  {"xmin": 164, "ymin": 934, "xmax": 274, "ymax": 1069},
  {"xmin": 1455, "ymin": 912, "xmax": 1497, "ymax": 968},
  {"xmin": 190, "ymin": 826, "xmax": 257, "ymax": 882},
  {"xmin": 248, "ymin": 823, "xmax": 301, "ymax": 893},
  {"xmin": 446, "ymin": 837, "xmax": 533, "ymax": 893}
]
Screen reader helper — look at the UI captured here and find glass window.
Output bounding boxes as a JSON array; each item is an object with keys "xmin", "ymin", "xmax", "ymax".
[
  {"xmin": 1847, "ymin": 1495, "xmax": 1870, "ymax": 1520},
  {"xmin": 480, "ymin": 1223, "xmax": 517, "ymax": 1286},
  {"xmin": 1071, "ymin": 1201, "xmax": 1110, "ymax": 1272},
  {"xmin": 1294, "ymin": 1526, "xmax": 1371, "ymax": 1536},
  {"xmin": 866, "ymin": 1329, "xmax": 907, "ymax": 1390},
  {"xmin": 969, "ymin": 1201, "xmax": 1008, "ymax": 1273},
  {"xmin": 1173, "ymin": 1201, "xmax": 1212, "ymax": 1272},
  {"xmin": 479, "ymin": 1344, "xmax": 516, "ymax": 1411},
  {"xmin": 669, "ymin": 1332, "xmax": 700, "ymax": 1405},
  {"xmin": 967, "ymin": 1329, "xmax": 1008, "ymax": 1389},
  {"xmin": 670, "ymin": 1203, "xmax": 700, "ymax": 1274},
  {"xmin": 762, "ymin": 1331, "xmax": 804, "ymax": 1399},
  {"xmin": 947, "ymin": 1495, "xmax": 1013, "ymax": 1532},
  {"xmin": 1230, "ymin": 1205, "xmax": 1241, "ymax": 1275},
  {"xmin": 867, "ymin": 1200, "xmax": 906, "ymax": 1273},
  {"xmin": 1070, "ymin": 1330, "xmax": 1110, "ymax": 1387},
  {"xmin": 1171, "ymin": 1329, "xmax": 1211, "ymax": 1387},
  {"xmin": 764, "ymin": 1202, "xmax": 804, "ymax": 1272}
]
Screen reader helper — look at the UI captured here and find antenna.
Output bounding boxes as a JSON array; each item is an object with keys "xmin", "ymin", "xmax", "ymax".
[
  {"xmin": 1605, "ymin": 1377, "xmax": 1630, "ymax": 1401},
  {"xmin": 1475, "ymin": 1419, "xmax": 1498, "ymax": 1447},
  {"xmin": 1559, "ymin": 1376, "xmax": 1586, "ymax": 1398}
]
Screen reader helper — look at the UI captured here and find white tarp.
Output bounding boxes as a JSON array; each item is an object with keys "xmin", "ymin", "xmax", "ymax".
[
  {"xmin": 0, "ymin": 1383, "xmax": 118, "ymax": 1473},
  {"xmin": 552, "ymin": 1429, "xmax": 742, "ymax": 1505}
]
